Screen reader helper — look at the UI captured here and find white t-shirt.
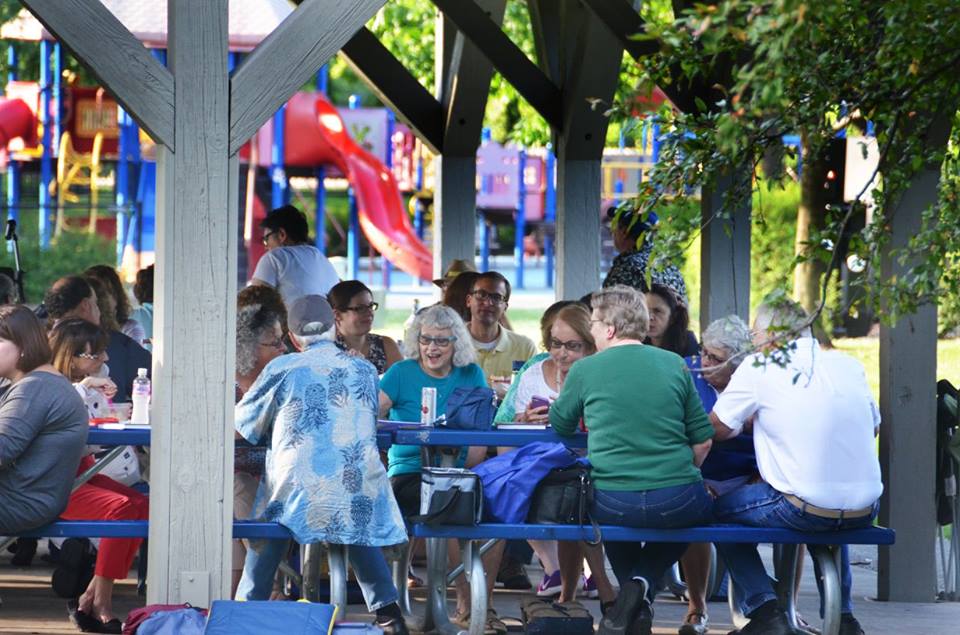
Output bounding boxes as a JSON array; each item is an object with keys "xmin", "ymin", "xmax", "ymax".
[
  {"xmin": 250, "ymin": 244, "xmax": 340, "ymax": 307},
  {"xmin": 712, "ymin": 338, "xmax": 882, "ymax": 510},
  {"xmin": 512, "ymin": 360, "xmax": 559, "ymax": 414}
]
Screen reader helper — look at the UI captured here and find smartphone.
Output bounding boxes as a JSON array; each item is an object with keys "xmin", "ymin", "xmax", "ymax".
[{"xmin": 529, "ymin": 396, "xmax": 551, "ymax": 410}]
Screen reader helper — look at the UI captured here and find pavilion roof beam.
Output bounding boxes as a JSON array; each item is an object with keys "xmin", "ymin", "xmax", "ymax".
[
  {"xmin": 430, "ymin": 0, "xmax": 562, "ymax": 131},
  {"xmin": 581, "ymin": 0, "xmax": 714, "ymax": 114},
  {"xmin": 20, "ymin": 0, "xmax": 174, "ymax": 149},
  {"xmin": 340, "ymin": 28, "xmax": 444, "ymax": 155},
  {"xmin": 229, "ymin": 0, "xmax": 387, "ymax": 154}
]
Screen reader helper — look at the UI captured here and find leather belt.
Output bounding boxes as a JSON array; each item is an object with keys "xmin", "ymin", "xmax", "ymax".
[{"xmin": 783, "ymin": 494, "xmax": 874, "ymax": 520}]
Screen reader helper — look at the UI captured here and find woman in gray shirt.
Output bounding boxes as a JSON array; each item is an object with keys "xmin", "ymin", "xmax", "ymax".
[{"xmin": 0, "ymin": 305, "xmax": 88, "ymax": 534}]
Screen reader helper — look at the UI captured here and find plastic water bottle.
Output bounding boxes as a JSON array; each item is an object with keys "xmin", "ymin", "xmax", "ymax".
[{"xmin": 130, "ymin": 368, "xmax": 151, "ymax": 425}]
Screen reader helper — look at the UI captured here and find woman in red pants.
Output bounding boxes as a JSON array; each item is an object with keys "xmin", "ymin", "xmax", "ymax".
[{"xmin": 49, "ymin": 318, "xmax": 149, "ymax": 634}]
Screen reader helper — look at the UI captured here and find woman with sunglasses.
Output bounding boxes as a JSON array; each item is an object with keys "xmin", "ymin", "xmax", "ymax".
[
  {"xmin": 328, "ymin": 280, "xmax": 401, "ymax": 374},
  {"xmin": 378, "ymin": 305, "xmax": 497, "ymax": 631},
  {"xmin": 48, "ymin": 318, "xmax": 149, "ymax": 634}
]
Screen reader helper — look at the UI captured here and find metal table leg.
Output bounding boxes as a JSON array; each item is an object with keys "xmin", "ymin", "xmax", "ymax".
[
  {"xmin": 301, "ymin": 543, "xmax": 323, "ymax": 603},
  {"xmin": 388, "ymin": 541, "xmax": 414, "ymax": 616},
  {"xmin": 727, "ymin": 570, "xmax": 749, "ymax": 631},
  {"xmin": 327, "ymin": 543, "xmax": 349, "ymax": 610},
  {"xmin": 774, "ymin": 543, "xmax": 800, "ymax": 630},
  {"xmin": 464, "ymin": 539, "xmax": 487, "ymax": 635},
  {"xmin": 810, "ymin": 544, "xmax": 842, "ymax": 635}
]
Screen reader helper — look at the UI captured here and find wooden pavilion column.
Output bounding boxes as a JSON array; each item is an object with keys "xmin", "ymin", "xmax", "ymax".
[
  {"xmin": 432, "ymin": 2, "xmax": 506, "ymax": 277},
  {"xmin": 531, "ymin": 0, "xmax": 626, "ymax": 300},
  {"xmin": 877, "ymin": 112, "xmax": 954, "ymax": 602},
  {"xmin": 149, "ymin": 0, "xmax": 236, "ymax": 605},
  {"xmin": 700, "ymin": 171, "xmax": 751, "ymax": 325}
]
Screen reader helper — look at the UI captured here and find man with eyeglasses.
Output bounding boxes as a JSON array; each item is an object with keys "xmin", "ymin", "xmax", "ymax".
[
  {"xmin": 250, "ymin": 205, "xmax": 340, "ymax": 308},
  {"xmin": 464, "ymin": 271, "xmax": 536, "ymax": 398},
  {"xmin": 44, "ymin": 276, "xmax": 151, "ymax": 403}
]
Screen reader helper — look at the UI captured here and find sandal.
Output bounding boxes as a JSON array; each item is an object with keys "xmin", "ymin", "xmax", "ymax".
[
  {"xmin": 679, "ymin": 611, "xmax": 709, "ymax": 635},
  {"xmin": 67, "ymin": 599, "xmax": 121, "ymax": 633},
  {"xmin": 485, "ymin": 608, "xmax": 508, "ymax": 635}
]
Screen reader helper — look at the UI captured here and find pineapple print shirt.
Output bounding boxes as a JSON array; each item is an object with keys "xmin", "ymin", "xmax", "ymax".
[{"xmin": 235, "ymin": 340, "xmax": 407, "ymax": 547}]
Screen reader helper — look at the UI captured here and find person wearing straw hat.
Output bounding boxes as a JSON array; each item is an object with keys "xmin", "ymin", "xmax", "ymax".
[{"xmin": 433, "ymin": 258, "xmax": 477, "ymax": 290}]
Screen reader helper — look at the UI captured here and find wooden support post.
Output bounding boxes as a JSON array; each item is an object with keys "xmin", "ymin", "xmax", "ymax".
[
  {"xmin": 555, "ymin": 156, "xmax": 602, "ymax": 299},
  {"xmin": 876, "ymin": 114, "xmax": 954, "ymax": 602},
  {"xmin": 149, "ymin": 0, "xmax": 236, "ymax": 605},
  {"xmin": 432, "ymin": 0, "xmax": 506, "ymax": 275},
  {"xmin": 547, "ymin": 1, "xmax": 625, "ymax": 300},
  {"xmin": 700, "ymin": 171, "xmax": 751, "ymax": 325}
]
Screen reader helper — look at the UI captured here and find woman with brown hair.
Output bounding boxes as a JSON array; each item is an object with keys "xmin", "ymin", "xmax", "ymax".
[
  {"xmin": 85, "ymin": 265, "xmax": 145, "ymax": 345},
  {"xmin": 328, "ymin": 280, "xmax": 401, "ymax": 374},
  {"xmin": 49, "ymin": 318, "xmax": 150, "ymax": 634}
]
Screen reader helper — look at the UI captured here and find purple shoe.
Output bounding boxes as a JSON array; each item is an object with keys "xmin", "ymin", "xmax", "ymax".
[
  {"xmin": 536, "ymin": 570, "xmax": 562, "ymax": 597},
  {"xmin": 581, "ymin": 574, "xmax": 599, "ymax": 599}
]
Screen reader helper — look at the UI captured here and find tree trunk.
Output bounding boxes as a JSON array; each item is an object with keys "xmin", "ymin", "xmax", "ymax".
[{"xmin": 793, "ymin": 134, "xmax": 833, "ymax": 343}]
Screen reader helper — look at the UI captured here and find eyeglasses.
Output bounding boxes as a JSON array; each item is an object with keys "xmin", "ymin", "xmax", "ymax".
[
  {"xmin": 418, "ymin": 335, "xmax": 456, "ymax": 348},
  {"xmin": 258, "ymin": 338, "xmax": 285, "ymax": 350},
  {"xmin": 74, "ymin": 351, "xmax": 106, "ymax": 361},
  {"xmin": 469, "ymin": 290, "xmax": 506, "ymax": 305},
  {"xmin": 342, "ymin": 302, "xmax": 379, "ymax": 314},
  {"xmin": 549, "ymin": 338, "xmax": 585, "ymax": 353},
  {"xmin": 701, "ymin": 349, "xmax": 729, "ymax": 365},
  {"xmin": 261, "ymin": 230, "xmax": 276, "ymax": 246}
]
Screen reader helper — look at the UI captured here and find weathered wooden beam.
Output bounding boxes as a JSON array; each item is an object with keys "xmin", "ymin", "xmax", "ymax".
[
  {"xmin": 229, "ymin": 0, "xmax": 386, "ymax": 154},
  {"xmin": 437, "ymin": 0, "xmax": 506, "ymax": 157},
  {"xmin": 20, "ymin": 0, "xmax": 174, "ymax": 149},
  {"xmin": 527, "ymin": 0, "xmax": 564, "ymax": 84},
  {"xmin": 149, "ymin": 0, "xmax": 236, "ymax": 605},
  {"xmin": 878, "ymin": 111, "xmax": 954, "ymax": 603},
  {"xmin": 340, "ymin": 28, "xmax": 444, "ymax": 155},
  {"xmin": 581, "ymin": 0, "xmax": 712, "ymax": 114},
  {"xmin": 700, "ymin": 170, "xmax": 752, "ymax": 324},
  {"xmin": 431, "ymin": 0, "xmax": 562, "ymax": 130},
  {"xmin": 580, "ymin": 0, "xmax": 659, "ymax": 58}
]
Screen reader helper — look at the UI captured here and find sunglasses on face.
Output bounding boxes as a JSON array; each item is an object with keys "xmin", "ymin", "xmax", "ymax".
[
  {"xmin": 342, "ymin": 302, "xmax": 379, "ymax": 314},
  {"xmin": 549, "ymin": 338, "xmax": 585, "ymax": 353},
  {"xmin": 469, "ymin": 290, "xmax": 506, "ymax": 305},
  {"xmin": 419, "ymin": 335, "xmax": 456, "ymax": 348}
]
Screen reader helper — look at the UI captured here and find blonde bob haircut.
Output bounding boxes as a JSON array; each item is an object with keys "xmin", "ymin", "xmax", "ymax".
[
  {"xmin": 403, "ymin": 304, "xmax": 477, "ymax": 368},
  {"xmin": 591, "ymin": 285, "xmax": 649, "ymax": 341}
]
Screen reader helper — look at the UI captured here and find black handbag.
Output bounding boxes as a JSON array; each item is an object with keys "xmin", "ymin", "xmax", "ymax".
[
  {"xmin": 409, "ymin": 467, "xmax": 483, "ymax": 526},
  {"xmin": 527, "ymin": 464, "xmax": 602, "ymax": 545}
]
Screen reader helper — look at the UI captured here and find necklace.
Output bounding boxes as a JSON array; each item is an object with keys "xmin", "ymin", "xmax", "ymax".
[{"xmin": 554, "ymin": 362, "xmax": 564, "ymax": 391}]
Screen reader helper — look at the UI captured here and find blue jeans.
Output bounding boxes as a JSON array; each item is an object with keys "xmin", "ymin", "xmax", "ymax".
[
  {"xmin": 591, "ymin": 481, "xmax": 713, "ymax": 602},
  {"xmin": 236, "ymin": 539, "xmax": 399, "ymax": 610},
  {"xmin": 713, "ymin": 483, "xmax": 878, "ymax": 616}
]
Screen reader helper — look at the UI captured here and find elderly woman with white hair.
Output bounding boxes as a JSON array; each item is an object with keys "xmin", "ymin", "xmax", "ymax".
[
  {"xmin": 678, "ymin": 315, "xmax": 756, "ymax": 635},
  {"xmin": 378, "ymin": 304, "xmax": 498, "ymax": 630},
  {"xmin": 549, "ymin": 285, "xmax": 715, "ymax": 635}
]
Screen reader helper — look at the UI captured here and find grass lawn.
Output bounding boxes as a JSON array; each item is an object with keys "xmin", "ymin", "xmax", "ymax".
[{"xmin": 380, "ymin": 308, "xmax": 960, "ymax": 403}]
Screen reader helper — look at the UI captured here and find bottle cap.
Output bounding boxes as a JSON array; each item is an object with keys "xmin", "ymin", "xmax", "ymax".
[{"xmin": 137, "ymin": 368, "xmax": 148, "ymax": 377}]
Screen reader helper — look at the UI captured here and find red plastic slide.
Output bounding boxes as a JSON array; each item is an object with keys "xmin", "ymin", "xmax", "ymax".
[
  {"xmin": 0, "ymin": 98, "xmax": 37, "ymax": 148},
  {"xmin": 311, "ymin": 96, "xmax": 433, "ymax": 281}
]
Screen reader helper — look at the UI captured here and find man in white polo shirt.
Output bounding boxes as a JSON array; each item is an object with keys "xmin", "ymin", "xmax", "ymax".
[{"xmin": 709, "ymin": 299, "xmax": 881, "ymax": 635}]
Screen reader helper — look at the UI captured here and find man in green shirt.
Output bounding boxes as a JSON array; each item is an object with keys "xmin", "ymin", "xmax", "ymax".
[{"xmin": 549, "ymin": 285, "xmax": 713, "ymax": 635}]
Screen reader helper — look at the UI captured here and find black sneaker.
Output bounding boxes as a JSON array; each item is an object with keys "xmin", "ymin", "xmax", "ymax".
[
  {"xmin": 51, "ymin": 538, "xmax": 95, "ymax": 599},
  {"xmin": 375, "ymin": 603, "xmax": 410, "ymax": 635},
  {"xmin": 495, "ymin": 557, "xmax": 532, "ymax": 590},
  {"xmin": 839, "ymin": 614, "xmax": 865, "ymax": 635},
  {"xmin": 599, "ymin": 577, "xmax": 650, "ymax": 635},
  {"xmin": 726, "ymin": 601, "xmax": 791, "ymax": 635}
]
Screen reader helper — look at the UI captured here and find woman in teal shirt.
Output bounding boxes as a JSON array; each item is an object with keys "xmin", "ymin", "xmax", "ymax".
[{"xmin": 378, "ymin": 304, "xmax": 486, "ymax": 509}]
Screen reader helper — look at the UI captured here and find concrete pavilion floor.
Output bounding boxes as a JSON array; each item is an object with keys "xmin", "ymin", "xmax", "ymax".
[{"xmin": 1, "ymin": 543, "xmax": 957, "ymax": 634}]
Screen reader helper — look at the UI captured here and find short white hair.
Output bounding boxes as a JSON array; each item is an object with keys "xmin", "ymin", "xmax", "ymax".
[
  {"xmin": 701, "ymin": 315, "xmax": 751, "ymax": 369},
  {"xmin": 403, "ymin": 304, "xmax": 476, "ymax": 367},
  {"xmin": 591, "ymin": 285, "xmax": 649, "ymax": 340},
  {"xmin": 754, "ymin": 299, "xmax": 812, "ymax": 340}
]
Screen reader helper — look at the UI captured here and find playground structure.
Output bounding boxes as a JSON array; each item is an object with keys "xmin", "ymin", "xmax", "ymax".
[{"xmin": 0, "ymin": 3, "xmax": 664, "ymax": 292}]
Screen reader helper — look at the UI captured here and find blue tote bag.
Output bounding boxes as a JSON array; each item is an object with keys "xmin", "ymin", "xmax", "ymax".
[{"xmin": 472, "ymin": 442, "xmax": 579, "ymax": 522}]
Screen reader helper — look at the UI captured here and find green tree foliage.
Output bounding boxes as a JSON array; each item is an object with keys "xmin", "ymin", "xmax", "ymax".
[{"xmin": 624, "ymin": 0, "xmax": 960, "ymax": 330}]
